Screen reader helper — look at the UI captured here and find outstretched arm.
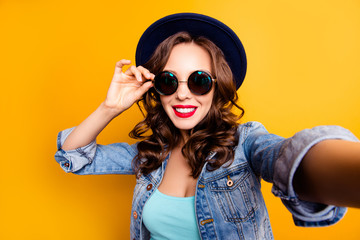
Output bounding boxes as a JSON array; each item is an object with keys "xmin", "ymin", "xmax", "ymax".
[{"xmin": 294, "ymin": 139, "xmax": 360, "ymax": 208}]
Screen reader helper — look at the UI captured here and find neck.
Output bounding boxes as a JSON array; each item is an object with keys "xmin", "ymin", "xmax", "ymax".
[{"xmin": 179, "ymin": 129, "xmax": 190, "ymax": 143}]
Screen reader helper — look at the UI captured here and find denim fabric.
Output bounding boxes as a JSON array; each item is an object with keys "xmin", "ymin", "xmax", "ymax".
[{"xmin": 54, "ymin": 121, "xmax": 358, "ymax": 239}]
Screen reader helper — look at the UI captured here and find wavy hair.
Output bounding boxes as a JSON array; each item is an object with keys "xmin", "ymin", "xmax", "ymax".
[{"xmin": 130, "ymin": 32, "xmax": 244, "ymax": 178}]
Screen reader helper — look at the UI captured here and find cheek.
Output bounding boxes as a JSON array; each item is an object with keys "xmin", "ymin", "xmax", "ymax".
[
  {"xmin": 204, "ymin": 99, "xmax": 213, "ymax": 114},
  {"xmin": 204, "ymin": 91, "xmax": 215, "ymax": 108},
  {"xmin": 159, "ymin": 95, "xmax": 166, "ymax": 106},
  {"xmin": 207, "ymin": 93, "xmax": 216, "ymax": 112}
]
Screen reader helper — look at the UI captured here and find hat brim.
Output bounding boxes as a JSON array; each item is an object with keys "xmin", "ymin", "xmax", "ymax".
[{"xmin": 135, "ymin": 13, "xmax": 247, "ymax": 90}]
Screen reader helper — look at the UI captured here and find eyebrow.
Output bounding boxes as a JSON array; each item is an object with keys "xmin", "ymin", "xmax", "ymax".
[{"xmin": 162, "ymin": 69, "xmax": 178, "ymax": 75}]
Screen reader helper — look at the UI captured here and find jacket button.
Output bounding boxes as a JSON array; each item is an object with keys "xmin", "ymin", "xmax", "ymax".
[
  {"xmin": 146, "ymin": 184, "xmax": 153, "ymax": 191},
  {"xmin": 227, "ymin": 179, "xmax": 234, "ymax": 187},
  {"xmin": 64, "ymin": 162, "xmax": 70, "ymax": 168},
  {"xmin": 133, "ymin": 211, "xmax": 138, "ymax": 219}
]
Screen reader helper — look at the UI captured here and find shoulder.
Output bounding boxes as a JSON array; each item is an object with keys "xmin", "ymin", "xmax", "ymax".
[
  {"xmin": 236, "ymin": 121, "xmax": 269, "ymax": 142},
  {"xmin": 237, "ymin": 121, "xmax": 267, "ymax": 131}
]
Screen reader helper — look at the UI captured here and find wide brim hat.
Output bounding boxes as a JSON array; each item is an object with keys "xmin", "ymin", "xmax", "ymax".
[{"xmin": 135, "ymin": 13, "xmax": 247, "ymax": 89}]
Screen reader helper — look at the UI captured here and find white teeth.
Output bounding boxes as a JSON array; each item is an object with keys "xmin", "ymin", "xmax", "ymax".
[{"xmin": 175, "ymin": 108, "xmax": 196, "ymax": 113}]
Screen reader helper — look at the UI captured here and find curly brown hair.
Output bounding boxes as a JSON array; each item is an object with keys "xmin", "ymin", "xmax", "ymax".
[{"xmin": 130, "ymin": 32, "xmax": 244, "ymax": 178}]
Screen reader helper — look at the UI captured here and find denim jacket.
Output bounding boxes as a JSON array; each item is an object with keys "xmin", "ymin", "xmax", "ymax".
[{"xmin": 54, "ymin": 121, "xmax": 358, "ymax": 239}]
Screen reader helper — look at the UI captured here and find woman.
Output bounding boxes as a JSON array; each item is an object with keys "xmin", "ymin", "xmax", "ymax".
[{"xmin": 55, "ymin": 13, "xmax": 360, "ymax": 239}]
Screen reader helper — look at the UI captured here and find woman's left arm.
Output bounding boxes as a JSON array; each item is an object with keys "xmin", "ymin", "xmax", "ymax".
[{"xmin": 294, "ymin": 139, "xmax": 360, "ymax": 208}]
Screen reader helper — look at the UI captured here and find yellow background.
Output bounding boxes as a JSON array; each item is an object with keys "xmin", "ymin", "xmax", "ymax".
[{"xmin": 1, "ymin": 0, "xmax": 360, "ymax": 239}]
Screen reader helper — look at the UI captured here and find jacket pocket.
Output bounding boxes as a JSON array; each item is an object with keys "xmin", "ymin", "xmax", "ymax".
[{"xmin": 209, "ymin": 165, "xmax": 258, "ymax": 222}]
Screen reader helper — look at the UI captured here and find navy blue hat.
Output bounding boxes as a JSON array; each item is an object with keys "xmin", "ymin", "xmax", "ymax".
[{"xmin": 135, "ymin": 13, "xmax": 247, "ymax": 89}]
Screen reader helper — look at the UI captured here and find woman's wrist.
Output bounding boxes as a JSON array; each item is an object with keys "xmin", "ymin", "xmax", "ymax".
[{"xmin": 98, "ymin": 101, "xmax": 123, "ymax": 122}]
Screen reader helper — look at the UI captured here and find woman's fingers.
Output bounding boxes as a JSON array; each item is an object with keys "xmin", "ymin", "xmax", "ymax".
[
  {"xmin": 105, "ymin": 61, "xmax": 155, "ymax": 113},
  {"xmin": 129, "ymin": 65, "xmax": 144, "ymax": 82},
  {"xmin": 124, "ymin": 65, "xmax": 155, "ymax": 82},
  {"xmin": 137, "ymin": 66, "xmax": 155, "ymax": 80},
  {"xmin": 114, "ymin": 59, "xmax": 131, "ymax": 74},
  {"xmin": 135, "ymin": 81, "xmax": 153, "ymax": 98}
]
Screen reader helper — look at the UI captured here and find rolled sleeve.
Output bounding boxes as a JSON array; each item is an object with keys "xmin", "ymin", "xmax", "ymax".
[
  {"xmin": 54, "ymin": 127, "xmax": 137, "ymax": 175},
  {"xmin": 55, "ymin": 127, "xmax": 97, "ymax": 173},
  {"xmin": 271, "ymin": 125, "xmax": 359, "ymax": 226}
]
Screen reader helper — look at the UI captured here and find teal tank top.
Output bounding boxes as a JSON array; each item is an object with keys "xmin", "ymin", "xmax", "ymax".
[{"xmin": 142, "ymin": 189, "xmax": 201, "ymax": 240}]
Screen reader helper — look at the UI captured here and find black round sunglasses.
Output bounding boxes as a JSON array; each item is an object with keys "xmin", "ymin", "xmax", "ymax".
[{"xmin": 152, "ymin": 70, "xmax": 216, "ymax": 96}]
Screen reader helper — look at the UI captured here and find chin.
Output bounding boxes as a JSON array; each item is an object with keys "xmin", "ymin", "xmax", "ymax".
[
  {"xmin": 171, "ymin": 118, "xmax": 200, "ymax": 131},
  {"xmin": 173, "ymin": 123, "xmax": 197, "ymax": 131}
]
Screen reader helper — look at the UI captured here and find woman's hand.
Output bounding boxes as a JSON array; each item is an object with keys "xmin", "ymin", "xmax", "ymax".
[
  {"xmin": 61, "ymin": 60, "xmax": 154, "ymax": 151},
  {"xmin": 104, "ymin": 59, "xmax": 154, "ymax": 116},
  {"xmin": 294, "ymin": 139, "xmax": 360, "ymax": 208}
]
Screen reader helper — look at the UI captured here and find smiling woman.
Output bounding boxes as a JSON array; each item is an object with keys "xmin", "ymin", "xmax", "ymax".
[
  {"xmin": 54, "ymin": 12, "xmax": 360, "ymax": 240},
  {"xmin": 158, "ymin": 42, "xmax": 215, "ymax": 131},
  {"xmin": 160, "ymin": 43, "xmax": 214, "ymax": 129},
  {"xmin": 132, "ymin": 32, "xmax": 242, "ymax": 181}
]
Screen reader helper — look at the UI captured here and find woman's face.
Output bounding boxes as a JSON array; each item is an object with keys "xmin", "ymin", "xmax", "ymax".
[{"xmin": 160, "ymin": 42, "xmax": 215, "ymax": 133}]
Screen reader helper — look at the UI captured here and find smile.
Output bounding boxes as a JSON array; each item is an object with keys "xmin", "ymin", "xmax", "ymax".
[{"xmin": 172, "ymin": 105, "xmax": 197, "ymax": 118}]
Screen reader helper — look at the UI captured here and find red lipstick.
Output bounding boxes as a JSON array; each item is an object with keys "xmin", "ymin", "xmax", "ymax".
[{"xmin": 172, "ymin": 105, "xmax": 197, "ymax": 118}]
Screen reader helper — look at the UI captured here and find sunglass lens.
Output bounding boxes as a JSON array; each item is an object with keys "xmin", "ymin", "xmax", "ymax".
[
  {"xmin": 188, "ymin": 71, "xmax": 212, "ymax": 95},
  {"xmin": 154, "ymin": 72, "xmax": 178, "ymax": 95}
]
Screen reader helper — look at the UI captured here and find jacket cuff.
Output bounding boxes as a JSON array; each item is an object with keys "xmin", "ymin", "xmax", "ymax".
[
  {"xmin": 54, "ymin": 127, "xmax": 97, "ymax": 173},
  {"xmin": 271, "ymin": 125, "xmax": 358, "ymax": 226}
]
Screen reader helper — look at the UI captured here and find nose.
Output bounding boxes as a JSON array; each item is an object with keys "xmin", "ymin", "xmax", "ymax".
[{"xmin": 175, "ymin": 80, "xmax": 191, "ymax": 100}]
